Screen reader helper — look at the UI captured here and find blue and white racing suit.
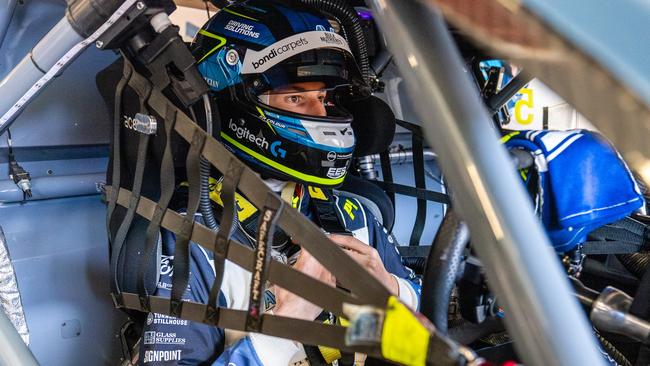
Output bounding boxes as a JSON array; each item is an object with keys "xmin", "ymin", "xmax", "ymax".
[{"xmin": 138, "ymin": 187, "xmax": 421, "ymax": 365}]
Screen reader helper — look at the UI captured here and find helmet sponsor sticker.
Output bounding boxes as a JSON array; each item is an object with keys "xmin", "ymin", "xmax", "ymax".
[
  {"xmin": 270, "ymin": 141, "xmax": 286, "ymax": 158},
  {"xmin": 147, "ymin": 313, "xmax": 188, "ymax": 326},
  {"xmin": 241, "ymin": 31, "xmax": 352, "ymax": 74},
  {"xmin": 143, "ymin": 350, "xmax": 182, "ymax": 363},
  {"xmin": 143, "ymin": 331, "xmax": 187, "ymax": 346},
  {"xmin": 224, "ymin": 19, "xmax": 260, "ymax": 39},
  {"xmin": 229, "ymin": 119, "xmax": 270, "ymax": 150},
  {"xmin": 228, "ymin": 119, "xmax": 286, "ymax": 159},
  {"xmin": 327, "ymin": 167, "xmax": 347, "ymax": 178}
]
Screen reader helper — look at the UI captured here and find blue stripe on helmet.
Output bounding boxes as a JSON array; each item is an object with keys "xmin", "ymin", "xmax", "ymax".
[
  {"xmin": 275, "ymin": 4, "xmax": 333, "ymax": 33},
  {"xmin": 269, "ymin": 114, "xmax": 354, "ymax": 154}
]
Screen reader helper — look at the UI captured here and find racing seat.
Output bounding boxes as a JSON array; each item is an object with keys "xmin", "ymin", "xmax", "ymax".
[{"xmin": 339, "ymin": 95, "xmax": 397, "ymax": 231}]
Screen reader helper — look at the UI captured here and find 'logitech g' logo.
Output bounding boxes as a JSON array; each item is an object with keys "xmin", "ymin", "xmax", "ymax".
[
  {"xmin": 327, "ymin": 151, "xmax": 336, "ymax": 161},
  {"xmin": 229, "ymin": 119, "xmax": 269, "ymax": 150},
  {"xmin": 270, "ymin": 141, "xmax": 286, "ymax": 158},
  {"xmin": 229, "ymin": 119, "xmax": 285, "ymax": 158}
]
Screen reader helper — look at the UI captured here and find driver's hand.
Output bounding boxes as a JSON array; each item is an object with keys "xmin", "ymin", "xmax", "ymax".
[
  {"xmin": 272, "ymin": 249, "xmax": 336, "ymax": 321},
  {"xmin": 329, "ymin": 234, "xmax": 399, "ymax": 296}
]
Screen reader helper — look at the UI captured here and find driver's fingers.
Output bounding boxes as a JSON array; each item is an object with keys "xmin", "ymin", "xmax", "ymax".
[
  {"xmin": 294, "ymin": 249, "xmax": 336, "ymax": 284},
  {"xmin": 329, "ymin": 234, "xmax": 373, "ymax": 255},
  {"xmin": 341, "ymin": 247, "xmax": 372, "ymax": 268}
]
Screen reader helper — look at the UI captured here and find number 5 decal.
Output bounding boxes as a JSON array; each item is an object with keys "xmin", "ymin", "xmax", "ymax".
[{"xmin": 514, "ymin": 88, "xmax": 534, "ymax": 125}]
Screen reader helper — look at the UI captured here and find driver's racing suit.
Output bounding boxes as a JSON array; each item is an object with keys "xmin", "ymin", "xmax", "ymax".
[{"xmin": 138, "ymin": 185, "xmax": 421, "ymax": 365}]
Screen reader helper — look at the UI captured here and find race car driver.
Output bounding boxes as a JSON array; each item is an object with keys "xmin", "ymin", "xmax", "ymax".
[{"xmin": 138, "ymin": 1, "xmax": 421, "ymax": 365}]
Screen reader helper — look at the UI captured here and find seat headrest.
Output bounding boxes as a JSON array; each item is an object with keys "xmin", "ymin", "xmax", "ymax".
[{"xmin": 346, "ymin": 96, "xmax": 396, "ymax": 156}]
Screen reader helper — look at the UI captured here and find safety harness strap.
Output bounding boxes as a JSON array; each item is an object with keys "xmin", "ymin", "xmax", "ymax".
[
  {"xmin": 206, "ymin": 158, "xmax": 244, "ymax": 323},
  {"xmin": 169, "ymin": 129, "xmax": 206, "ymax": 316},
  {"xmin": 106, "ymin": 58, "xmax": 132, "ymax": 242},
  {"xmin": 379, "ymin": 151, "xmax": 396, "ymax": 206},
  {"xmin": 310, "ymin": 189, "xmax": 349, "ymax": 235},
  {"xmin": 112, "ymin": 134, "xmax": 150, "ymax": 292},
  {"xmin": 137, "ymin": 104, "xmax": 177, "ymax": 300},
  {"xmin": 110, "ymin": 61, "xmax": 152, "ymax": 293},
  {"xmin": 246, "ymin": 194, "xmax": 284, "ymax": 331},
  {"xmin": 584, "ymin": 217, "xmax": 650, "ymax": 254},
  {"xmin": 410, "ymin": 131, "xmax": 427, "ymax": 247},
  {"xmin": 582, "ymin": 241, "xmax": 649, "ymax": 255},
  {"xmin": 591, "ymin": 221, "xmax": 650, "ymax": 245},
  {"xmin": 371, "ymin": 180, "xmax": 450, "ymax": 204}
]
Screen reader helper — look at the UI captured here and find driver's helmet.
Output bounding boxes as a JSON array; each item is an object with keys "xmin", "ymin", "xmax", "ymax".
[{"xmin": 191, "ymin": 0, "xmax": 365, "ymax": 188}]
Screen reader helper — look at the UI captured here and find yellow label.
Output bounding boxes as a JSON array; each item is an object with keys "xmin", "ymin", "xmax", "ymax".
[
  {"xmin": 514, "ymin": 88, "xmax": 534, "ymax": 125},
  {"xmin": 318, "ymin": 317, "xmax": 348, "ymax": 363},
  {"xmin": 208, "ymin": 178, "xmax": 223, "ymax": 206},
  {"xmin": 234, "ymin": 195, "xmax": 257, "ymax": 222},
  {"xmin": 343, "ymin": 199, "xmax": 359, "ymax": 220},
  {"xmin": 209, "ymin": 179, "xmax": 258, "ymax": 222},
  {"xmin": 308, "ymin": 186, "xmax": 327, "ymax": 201},
  {"xmin": 339, "ymin": 317, "xmax": 350, "ymax": 327},
  {"xmin": 381, "ymin": 296, "xmax": 429, "ymax": 366},
  {"xmin": 318, "ymin": 345, "xmax": 342, "ymax": 364}
]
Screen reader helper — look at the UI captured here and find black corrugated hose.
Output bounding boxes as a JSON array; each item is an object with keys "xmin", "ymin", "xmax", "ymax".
[
  {"xmin": 200, "ymin": 158, "xmax": 217, "ymax": 229},
  {"xmin": 299, "ymin": 0, "xmax": 371, "ymax": 90},
  {"xmin": 595, "ymin": 331, "xmax": 633, "ymax": 366},
  {"xmin": 419, "ymin": 210, "xmax": 470, "ymax": 334},
  {"xmin": 199, "ymin": 94, "xmax": 218, "ymax": 230},
  {"xmin": 401, "ymin": 256, "xmax": 426, "ymax": 275},
  {"xmin": 618, "ymin": 253, "xmax": 650, "ymax": 279}
]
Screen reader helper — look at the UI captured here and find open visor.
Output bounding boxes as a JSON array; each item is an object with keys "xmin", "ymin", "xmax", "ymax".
[{"xmin": 255, "ymin": 86, "xmax": 354, "ymax": 119}]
